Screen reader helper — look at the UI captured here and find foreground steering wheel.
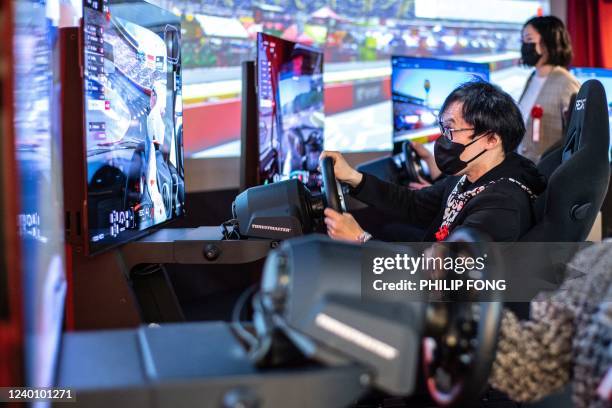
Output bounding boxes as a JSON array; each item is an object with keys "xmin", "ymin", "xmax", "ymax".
[
  {"xmin": 422, "ymin": 228, "xmax": 503, "ymax": 406},
  {"xmin": 320, "ymin": 156, "xmax": 346, "ymax": 213},
  {"xmin": 402, "ymin": 141, "xmax": 431, "ymax": 183}
]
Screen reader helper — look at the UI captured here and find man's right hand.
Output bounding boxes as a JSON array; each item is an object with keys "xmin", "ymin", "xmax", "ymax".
[{"xmin": 320, "ymin": 151, "xmax": 363, "ymax": 188}]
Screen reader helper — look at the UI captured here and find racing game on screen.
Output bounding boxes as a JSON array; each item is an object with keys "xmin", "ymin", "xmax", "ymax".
[
  {"xmin": 257, "ymin": 32, "xmax": 324, "ymax": 190},
  {"xmin": 392, "ymin": 56, "xmax": 489, "ymax": 144},
  {"xmin": 83, "ymin": 0, "xmax": 184, "ymax": 253}
]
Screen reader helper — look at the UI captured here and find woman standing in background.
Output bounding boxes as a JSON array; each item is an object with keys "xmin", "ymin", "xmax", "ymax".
[{"xmin": 518, "ymin": 16, "xmax": 580, "ymax": 163}]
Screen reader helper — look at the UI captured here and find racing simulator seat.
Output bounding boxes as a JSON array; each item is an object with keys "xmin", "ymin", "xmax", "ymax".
[
  {"xmin": 521, "ymin": 80, "xmax": 610, "ymax": 242},
  {"xmin": 535, "ymin": 93, "xmax": 578, "ymax": 179}
]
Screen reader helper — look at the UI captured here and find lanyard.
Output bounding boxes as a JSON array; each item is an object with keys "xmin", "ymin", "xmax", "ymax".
[{"xmin": 434, "ymin": 176, "xmax": 536, "ymax": 241}]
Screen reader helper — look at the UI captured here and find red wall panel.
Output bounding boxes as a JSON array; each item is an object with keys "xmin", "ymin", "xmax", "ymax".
[
  {"xmin": 567, "ymin": 0, "xmax": 612, "ymax": 68},
  {"xmin": 324, "ymin": 82, "xmax": 355, "ymax": 115},
  {"xmin": 599, "ymin": 1, "xmax": 612, "ymax": 67},
  {"xmin": 184, "ymin": 98, "xmax": 242, "ymax": 153}
]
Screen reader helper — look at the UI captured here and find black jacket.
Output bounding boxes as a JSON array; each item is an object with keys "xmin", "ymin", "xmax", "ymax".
[{"xmin": 350, "ymin": 153, "xmax": 547, "ymax": 242}]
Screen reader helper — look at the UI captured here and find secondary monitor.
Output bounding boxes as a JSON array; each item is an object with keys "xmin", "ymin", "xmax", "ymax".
[
  {"xmin": 570, "ymin": 67, "xmax": 612, "ymax": 161},
  {"xmin": 5, "ymin": 0, "xmax": 67, "ymax": 389},
  {"xmin": 391, "ymin": 56, "xmax": 490, "ymax": 149},
  {"xmin": 256, "ymin": 32, "xmax": 324, "ymax": 191},
  {"xmin": 81, "ymin": 0, "xmax": 184, "ymax": 254}
]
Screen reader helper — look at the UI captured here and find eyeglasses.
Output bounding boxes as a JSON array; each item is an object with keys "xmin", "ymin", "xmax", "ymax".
[{"xmin": 439, "ymin": 124, "xmax": 475, "ymax": 141}]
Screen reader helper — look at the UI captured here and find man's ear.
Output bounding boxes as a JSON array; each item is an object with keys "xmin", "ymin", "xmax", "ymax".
[{"xmin": 486, "ymin": 133, "xmax": 502, "ymax": 149}]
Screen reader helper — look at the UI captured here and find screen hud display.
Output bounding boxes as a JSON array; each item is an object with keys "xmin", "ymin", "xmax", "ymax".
[
  {"xmin": 83, "ymin": 0, "xmax": 184, "ymax": 253},
  {"xmin": 392, "ymin": 56, "xmax": 490, "ymax": 144},
  {"xmin": 571, "ymin": 67, "xmax": 612, "ymax": 162},
  {"xmin": 257, "ymin": 32, "xmax": 324, "ymax": 191}
]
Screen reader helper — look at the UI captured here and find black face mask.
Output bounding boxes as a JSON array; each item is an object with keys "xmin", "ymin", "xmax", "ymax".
[
  {"xmin": 521, "ymin": 42, "xmax": 542, "ymax": 66},
  {"xmin": 434, "ymin": 134, "xmax": 488, "ymax": 175}
]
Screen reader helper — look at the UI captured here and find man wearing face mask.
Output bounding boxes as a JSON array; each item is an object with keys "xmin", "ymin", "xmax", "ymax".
[
  {"xmin": 518, "ymin": 16, "xmax": 580, "ymax": 163},
  {"xmin": 321, "ymin": 81, "xmax": 547, "ymax": 243}
]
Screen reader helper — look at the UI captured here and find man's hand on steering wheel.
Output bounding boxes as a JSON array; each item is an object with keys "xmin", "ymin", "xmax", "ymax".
[
  {"xmin": 319, "ymin": 151, "xmax": 363, "ymax": 188},
  {"xmin": 324, "ymin": 208, "xmax": 365, "ymax": 242}
]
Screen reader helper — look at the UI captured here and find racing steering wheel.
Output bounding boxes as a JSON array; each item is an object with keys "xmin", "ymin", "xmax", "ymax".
[
  {"xmin": 320, "ymin": 156, "xmax": 346, "ymax": 213},
  {"xmin": 402, "ymin": 141, "xmax": 431, "ymax": 184},
  {"xmin": 422, "ymin": 228, "xmax": 503, "ymax": 406}
]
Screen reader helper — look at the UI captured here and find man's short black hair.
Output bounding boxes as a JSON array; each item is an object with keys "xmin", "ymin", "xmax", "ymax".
[
  {"xmin": 524, "ymin": 16, "xmax": 573, "ymax": 68},
  {"xmin": 439, "ymin": 81, "xmax": 525, "ymax": 153}
]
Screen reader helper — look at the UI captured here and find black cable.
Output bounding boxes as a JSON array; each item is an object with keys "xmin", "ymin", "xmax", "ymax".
[
  {"xmin": 231, "ymin": 284, "xmax": 259, "ymax": 349},
  {"xmin": 247, "ymin": 292, "xmax": 273, "ymax": 362}
]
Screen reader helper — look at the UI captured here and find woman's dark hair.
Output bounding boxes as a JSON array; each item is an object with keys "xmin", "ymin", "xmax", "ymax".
[
  {"xmin": 524, "ymin": 15, "xmax": 573, "ymax": 68},
  {"xmin": 440, "ymin": 81, "xmax": 525, "ymax": 153}
]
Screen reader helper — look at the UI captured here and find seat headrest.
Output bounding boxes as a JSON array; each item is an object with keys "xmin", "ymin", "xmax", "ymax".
[{"xmin": 562, "ymin": 79, "xmax": 610, "ymax": 162}]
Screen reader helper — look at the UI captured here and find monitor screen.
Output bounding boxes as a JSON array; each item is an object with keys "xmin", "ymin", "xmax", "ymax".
[
  {"xmin": 82, "ymin": 0, "xmax": 184, "ymax": 253},
  {"xmin": 570, "ymin": 67, "xmax": 612, "ymax": 162},
  {"xmin": 256, "ymin": 32, "xmax": 324, "ymax": 190},
  {"xmin": 391, "ymin": 56, "xmax": 490, "ymax": 145},
  {"xmin": 14, "ymin": 0, "xmax": 66, "ymax": 388}
]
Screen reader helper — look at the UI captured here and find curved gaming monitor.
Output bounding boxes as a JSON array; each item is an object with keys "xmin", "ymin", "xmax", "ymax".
[
  {"xmin": 256, "ymin": 32, "xmax": 325, "ymax": 190},
  {"xmin": 570, "ymin": 67, "xmax": 612, "ymax": 162},
  {"xmin": 391, "ymin": 56, "xmax": 490, "ymax": 151},
  {"xmin": 77, "ymin": 0, "xmax": 184, "ymax": 254}
]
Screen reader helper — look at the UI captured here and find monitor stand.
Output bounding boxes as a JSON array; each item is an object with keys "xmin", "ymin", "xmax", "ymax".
[{"xmin": 67, "ymin": 227, "xmax": 276, "ymax": 331}]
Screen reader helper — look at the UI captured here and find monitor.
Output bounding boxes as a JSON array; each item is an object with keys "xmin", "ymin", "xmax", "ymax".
[
  {"xmin": 240, "ymin": 60, "xmax": 258, "ymax": 191},
  {"xmin": 5, "ymin": 0, "xmax": 66, "ymax": 390},
  {"xmin": 570, "ymin": 67, "xmax": 612, "ymax": 162},
  {"xmin": 256, "ymin": 32, "xmax": 325, "ymax": 191},
  {"xmin": 391, "ymin": 56, "xmax": 490, "ymax": 150},
  {"xmin": 81, "ymin": 0, "xmax": 184, "ymax": 254},
  {"xmin": 0, "ymin": 0, "xmax": 21, "ymax": 386}
]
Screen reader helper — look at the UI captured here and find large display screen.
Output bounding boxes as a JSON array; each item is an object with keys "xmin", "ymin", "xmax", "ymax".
[
  {"xmin": 392, "ymin": 56, "xmax": 490, "ymax": 144},
  {"xmin": 570, "ymin": 67, "xmax": 612, "ymax": 162},
  {"xmin": 83, "ymin": 0, "xmax": 184, "ymax": 253},
  {"xmin": 14, "ymin": 0, "xmax": 66, "ymax": 389},
  {"xmin": 257, "ymin": 33, "xmax": 324, "ymax": 189},
  {"xmin": 147, "ymin": 0, "xmax": 547, "ymax": 160}
]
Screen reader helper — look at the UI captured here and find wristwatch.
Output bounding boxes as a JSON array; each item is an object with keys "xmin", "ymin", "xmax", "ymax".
[{"xmin": 357, "ymin": 231, "xmax": 373, "ymax": 243}]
